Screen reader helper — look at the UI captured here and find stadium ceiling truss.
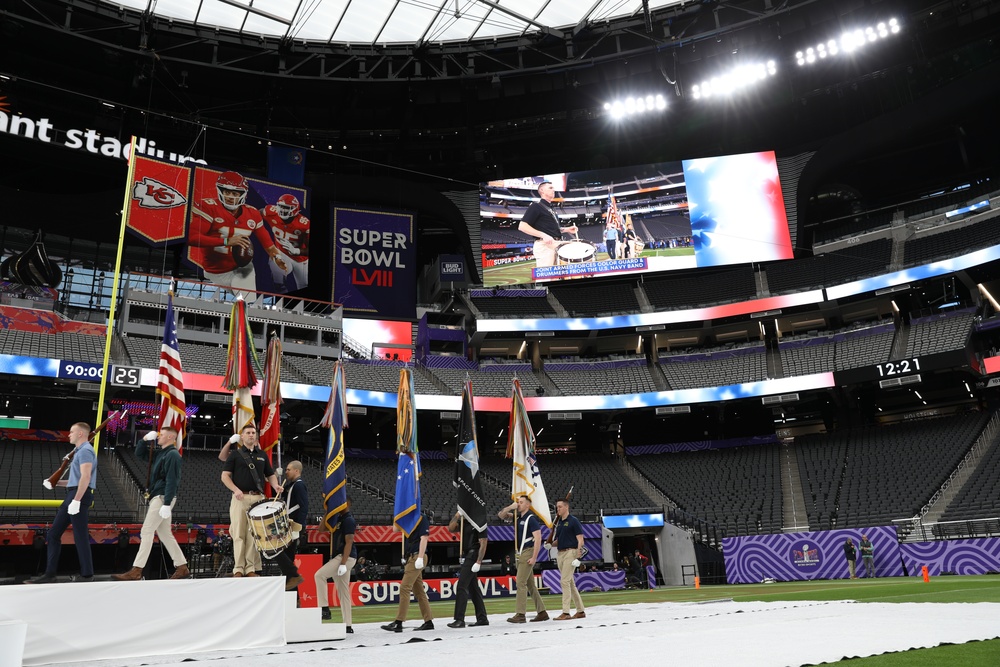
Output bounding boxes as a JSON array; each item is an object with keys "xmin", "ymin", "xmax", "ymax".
[{"xmin": 12, "ymin": 0, "xmax": 832, "ymax": 82}]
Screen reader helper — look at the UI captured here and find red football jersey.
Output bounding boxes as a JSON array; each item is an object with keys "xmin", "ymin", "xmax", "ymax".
[
  {"xmin": 188, "ymin": 198, "xmax": 275, "ymax": 274},
  {"xmin": 262, "ymin": 205, "xmax": 310, "ymax": 263}
]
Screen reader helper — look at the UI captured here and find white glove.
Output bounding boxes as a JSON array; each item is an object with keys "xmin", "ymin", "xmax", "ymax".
[
  {"xmin": 228, "ymin": 433, "xmax": 241, "ymax": 444},
  {"xmin": 572, "ymin": 559, "xmax": 581, "ymax": 568},
  {"xmin": 337, "ymin": 564, "xmax": 348, "ymax": 577},
  {"xmin": 43, "ymin": 479, "xmax": 53, "ymax": 490},
  {"xmin": 471, "ymin": 562, "xmax": 481, "ymax": 573},
  {"xmin": 291, "ymin": 531, "xmax": 300, "ymax": 540},
  {"xmin": 68, "ymin": 500, "xmax": 81, "ymax": 515},
  {"xmin": 414, "ymin": 557, "xmax": 425, "ymax": 570},
  {"xmin": 143, "ymin": 431, "xmax": 159, "ymax": 441},
  {"xmin": 159, "ymin": 505, "xmax": 172, "ymax": 520}
]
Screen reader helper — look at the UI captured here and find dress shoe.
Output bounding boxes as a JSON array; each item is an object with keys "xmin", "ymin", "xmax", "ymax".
[
  {"xmin": 381, "ymin": 620, "xmax": 404, "ymax": 633},
  {"xmin": 285, "ymin": 575, "xmax": 304, "ymax": 590},
  {"xmin": 25, "ymin": 573, "xmax": 57, "ymax": 584},
  {"xmin": 246, "ymin": 572, "xmax": 260, "ymax": 577},
  {"xmin": 573, "ymin": 611, "xmax": 586, "ymax": 619},
  {"xmin": 414, "ymin": 620, "xmax": 435, "ymax": 631},
  {"xmin": 170, "ymin": 564, "xmax": 190, "ymax": 580},
  {"xmin": 470, "ymin": 620, "xmax": 490, "ymax": 627},
  {"xmin": 112, "ymin": 567, "xmax": 143, "ymax": 582},
  {"xmin": 321, "ymin": 607, "xmax": 331, "ymax": 621},
  {"xmin": 69, "ymin": 575, "xmax": 94, "ymax": 583},
  {"xmin": 554, "ymin": 613, "xmax": 573, "ymax": 621},
  {"xmin": 447, "ymin": 620, "xmax": 466, "ymax": 628},
  {"xmin": 346, "ymin": 626, "xmax": 354, "ymax": 634},
  {"xmin": 232, "ymin": 572, "xmax": 244, "ymax": 578},
  {"xmin": 506, "ymin": 613, "xmax": 526, "ymax": 624},
  {"xmin": 530, "ymin": 611, "xmax": 549, "ymax": 622}
]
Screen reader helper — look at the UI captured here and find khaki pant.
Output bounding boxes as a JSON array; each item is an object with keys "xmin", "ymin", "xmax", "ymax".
[
  {"xmin": 229, "ymin": 492, "xmax": 263, "ymax": 575},
  {"xmin": 133, "ymin": 496, "xmax": 187, "ymax": 568},
  {"xmin": 557, "ymin": 550, "xmax": 584, "ymax": 614},
  {"xmin": 395, "ymin": 554, "xmax": 433, "ymax": 622},
  {"xmin": 847, "ymin": 559, "xmax": 857, "ymax": 578},
  {"xmin": 514, "ymin": 549, "xmax": 546, "ymax": 615},
  {"xmin": 533, "ymin": 240, "xmax": 557, "ymax": 268},
  {"xmin": 315, "ymin": 555, "xmax": 357, "ymax": 625}
]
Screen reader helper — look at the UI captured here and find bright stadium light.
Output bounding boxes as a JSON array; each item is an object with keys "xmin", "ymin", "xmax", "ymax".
[
  {"xmin": 603, "ymin": 93, "xmax": 667, "ymax": 119},
  {"xmin": 797, "ymin": 18, "xmax": 901, "ymax": 66},
  {"xmin": 690, "ymin": 60, "xmax": 777, "ymax": 100}
]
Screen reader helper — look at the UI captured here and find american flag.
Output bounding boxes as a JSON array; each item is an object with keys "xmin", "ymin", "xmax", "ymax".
[
  {"xmin": 607, "ymin": 194, "xmax": 624, "ymax": 229},
  {"xmin": 156, "ymin": 291, "xmax": 186, "ymax": 452}
]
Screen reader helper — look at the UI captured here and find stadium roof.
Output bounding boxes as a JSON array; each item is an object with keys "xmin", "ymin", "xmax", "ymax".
[{"xmin": 100, "ymin": 0, "xmax": 684, "ymax": 45}]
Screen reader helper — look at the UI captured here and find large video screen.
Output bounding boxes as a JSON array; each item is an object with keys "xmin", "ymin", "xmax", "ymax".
[
  {"xmin": 480, "ymin": 151, "xmax": 793, "ymax": 286},
  {"xmin": 342, "ymin": 317, "xmax": 413, "ymax": 362}
]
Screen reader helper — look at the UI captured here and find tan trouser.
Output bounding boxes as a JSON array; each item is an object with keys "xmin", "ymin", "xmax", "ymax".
[
  {"xmin": 396, "ymin": 554, "xmax": 433, "ymax": 622},
  {"xmin": 315, "ymin": 555, "xmax": 357, "ymax": 625},
  {"xmin": 514, "ymin": 549, "xmax": 546, "ymax": 615},
  {"xmin": 557, "ymin": 549, "xmax": 585, "ymax": 614},
  {"xmin": 847, "ymin": 559, "xmax": 857, "ymax": 578},
  {"xmin": 229, "ymin": 492, "xmax": 263, "ymax": 575},
  {"xmin": 533, "ymin": 240, "xmax": 557, "ymax": 268},
  {"xmin": 133, "ymin": 496, "xmax": 187, "ymax": 568}
]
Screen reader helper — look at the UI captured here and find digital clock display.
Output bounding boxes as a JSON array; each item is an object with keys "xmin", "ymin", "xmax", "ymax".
[{"xmin": 876, "ymin": 358, "xmax": 921, "ymax": 377}]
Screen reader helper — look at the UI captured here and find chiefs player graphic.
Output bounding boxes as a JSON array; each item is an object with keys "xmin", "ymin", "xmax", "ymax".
[
  {"xmin": 187, "ymin": 171, "xmax": 287, "ymax": 296},
  {"xmin": 261, "ymin": 193, "xmax": 310, "ymax": 290}
]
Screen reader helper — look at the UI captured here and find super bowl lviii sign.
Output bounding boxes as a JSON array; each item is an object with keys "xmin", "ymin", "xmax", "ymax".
[{"xmin": 332, "ymin": 206, "xmax": 416, "ymax": 319}]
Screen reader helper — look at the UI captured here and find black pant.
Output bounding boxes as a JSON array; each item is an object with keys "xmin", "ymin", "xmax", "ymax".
[
  {"xmin": 454, "ymin": 548, "xmax": 487, "ymax": 622},
  {"xmin": 274, "ymin": 537, "xmax": 300, "ymax": 579}
]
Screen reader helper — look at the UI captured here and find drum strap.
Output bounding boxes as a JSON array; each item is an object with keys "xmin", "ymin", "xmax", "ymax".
[{"xmin": 237, "ymin": 446, "xmax": 266, "ymax": 494}]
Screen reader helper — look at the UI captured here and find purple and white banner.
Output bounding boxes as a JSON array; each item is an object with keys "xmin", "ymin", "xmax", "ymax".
[
  {"xmin": 332, "ymin": 205, "xmax": 416, "ymax": 319},
  {"xmin": 723, "ymin": 526, "xmax": 903, "ymax": 583},
  {"xmin": 541, "ymin": 569, "xmax": 626, "ymax": 594},
  {"xmin": 899, "ymin": 538, "xmax": 1000, "ymax": 576}
]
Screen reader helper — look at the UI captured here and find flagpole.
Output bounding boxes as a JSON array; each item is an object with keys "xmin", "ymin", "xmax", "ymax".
[{"xmin": 93, "ymin": 135, "xmax": 138, "ymax": 455}]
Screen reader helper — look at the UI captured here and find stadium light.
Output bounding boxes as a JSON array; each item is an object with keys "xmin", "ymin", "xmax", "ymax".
[
  {"xmin": 796, "ymin": 18, "xmax": 900, "ymax": 66},
  {"xmin": 603, "ymin": 93, "xmax": 668, "ymax": 119},
  {"xmin": 690, "ymin": 61, "xmax": 777, "ymax": 101}
]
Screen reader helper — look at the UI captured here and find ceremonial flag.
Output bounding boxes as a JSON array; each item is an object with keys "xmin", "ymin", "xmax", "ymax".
[
  {"xmin": 454, "ymin": 378, "xmax": 487, "ymax": 531},
  {"xmin": 156, "ymin": 288, "xmax": 186, "ymax": 452},
  {"xmin": 507, "ymin": 378, "xmax": 552, "ymax": 528},
  {"xmin": 259, "ymin": 333, "xmax": 282, "ymax": 464},
  {"xmin": 224, "ymin": 295, "xmax": 261, "ymax": 435},
  {"xmin": 321, "ymin": 361, "xmax": 349, "ymax": 533},
  {"xmin": 393, "ymin": 368, "xmax": 422, "ymax": 536},
  {"xmin": 607, "ymin": 194, "xmax": 623, "ymax": 229}
]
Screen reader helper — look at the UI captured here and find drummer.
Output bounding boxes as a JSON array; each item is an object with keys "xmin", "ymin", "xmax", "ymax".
[
  {"xmin": 518, "ymin": 181, "xmax": 578, "ymax": 268},
  {"xmin": 221, "ymin": 424, "xmax": 284, "ymax": 578}
]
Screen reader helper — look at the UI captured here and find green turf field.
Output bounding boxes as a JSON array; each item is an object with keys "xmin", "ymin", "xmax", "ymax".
[
  {"xmin": 332, "ymin": 575, "xmax": 1000, "ymax": 664},
  {"xmin": 483, "ymin": 247, "xmax": 695, "ymax": 286}
]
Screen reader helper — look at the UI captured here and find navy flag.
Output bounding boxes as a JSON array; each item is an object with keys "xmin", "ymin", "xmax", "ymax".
[
  {"xmin": 454, "ymin": 379, "xmax": 487, "ymax": 531},
  {"xmin": 394, "ymin": 368, "xmax": 423, "ymax": 536}
]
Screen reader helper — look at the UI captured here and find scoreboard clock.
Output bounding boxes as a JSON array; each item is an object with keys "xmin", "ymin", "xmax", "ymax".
[{"xmin": 875, "ymin": 358, "xmax": 921, "ymax": 377}]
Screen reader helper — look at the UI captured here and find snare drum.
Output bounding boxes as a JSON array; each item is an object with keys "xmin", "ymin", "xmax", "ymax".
[
  {"xmin": 247, "ymin": 499, "xmax": 292, "ymax": 559},
  {"xmin": 556, "ymin": 240, "xmax": 597, "ymax": 265}
]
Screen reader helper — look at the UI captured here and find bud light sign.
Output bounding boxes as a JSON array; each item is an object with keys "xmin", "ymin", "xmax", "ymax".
[
  {"xmin": 332, "ymin": 206, "xmax": 416, "ymax": 319},
  {"xmin": 439, "ymin": 254, "xmax": 465, "ymax": 282}
]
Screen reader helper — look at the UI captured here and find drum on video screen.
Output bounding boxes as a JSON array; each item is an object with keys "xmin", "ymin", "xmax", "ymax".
[
  {"xmin": 247, "ymin": 499, "xmax": 292, "ymax": 559},
  {"xmin": 556, "ymin": 240, "xmax": 597, "ymax": 265}
]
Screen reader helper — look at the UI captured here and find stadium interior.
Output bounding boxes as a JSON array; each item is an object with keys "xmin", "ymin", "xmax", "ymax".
[{"xmin": 2, "ymin": 0, "xmax": 1000, "ymax": 597}]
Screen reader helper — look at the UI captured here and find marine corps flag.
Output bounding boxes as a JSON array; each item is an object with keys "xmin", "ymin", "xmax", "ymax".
[
  {"xmin": 223, "ymin": 295, "xmax": 261, "ymax": 436},
  {"xmin": 507, "ymin": 378, "xmax": 552, "ymax": 528},
  {"xmin": 259, "ymin": 333, "xmax": 282, "ymax": 464},
  {"xmin": 454, "ymin": 379, "xmax": 487, "ymax": 531},
  {"xmin": 321, "ymin": 361, "xmax": 349, "ymax": 533},
  {"xmin": 393, "ymin": 368, "xmax": 422, "ymax": 536}
]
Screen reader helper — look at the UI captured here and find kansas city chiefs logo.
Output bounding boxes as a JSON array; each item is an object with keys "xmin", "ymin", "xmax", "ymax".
[{"xmin": 132, "ymin": 177, "xmax": 187, "ymax": 209}]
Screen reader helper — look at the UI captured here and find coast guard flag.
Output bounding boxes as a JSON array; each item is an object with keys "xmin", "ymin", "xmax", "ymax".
[
  {"xmin": 394, "ymin": 368, "xmax": 422, "ymax": 536},
  {"xmin": 321, "ymin": 361, "xmax": 348, "ymax": 533},
  {"xmin": 156, "ymin": 289, "xmax": 186, "ymax": 452},
  {"xmin": 454, "ymin": 379, "xmax": 487, "ymax": 531},
  {"xmin": 507, "ymin": 378, "xmax": 552, "ymax": 528}
]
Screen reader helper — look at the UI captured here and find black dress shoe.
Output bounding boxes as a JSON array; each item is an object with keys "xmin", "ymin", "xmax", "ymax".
[
  {"xmin": 346, "ymin": 626, "xmax": 354, "ymax": 634},
  {"xmin": 381, "ymin": 620, "xmax": 403, "ymax": 633},
  {"xmin": 447, "ymin": 620, "xmax": 466, "ymax": 628},
  {"xmin": 321, "ymin": 607, "xmax": 331, "ymax": 621},
  {"xmin": 25, "ymin": 573, "xmax": 57, "ymax": 584},
  {"xmin": 470, "ymin": 620, "xmax": 490, "ymax": 627},
  {"xmin": 69, "ymin": 575, "xmax": 94, "ymax": 582},
  {"xmin": 414, "ymin": 620, "xmax": 435, "ymax": 631}
]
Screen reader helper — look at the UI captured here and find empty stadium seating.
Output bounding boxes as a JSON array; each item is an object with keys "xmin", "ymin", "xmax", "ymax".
[
  {"xmin": 902, "ymin": 211, "xmax": 1000, "ymax": 266},
  {"xmin": 766, "ymin": 239, "xmax": 892, "ymax": 293},
  {"xmin": 659, "ymin": 344, "xmax": 767, "ymax": 389},
  {"xmin": 779, "ymin": 324, "xmax": 895, "ymax": 377},
  {"xmin": 643, "ymin": 266, "xmax": 757, "ymax": 310},
  {"xmin": 0, "ymin": 330, "xmax": 105, "ymax": 364},
  {"xmin": 549, "ymin": 282, "xmax": 641, "ymax": 316},
  {"xmin": 471, "ymin": 295, "xmax": 558, "ymax": 318},
  {"xmin": 905, "ymin": 308, "xmax": 975, "ymax": 357},
  {"xmin": 939, "ymin": 428, "xmax": 1000, "ymax": 523},
  {"xmin": 547, "ymin": 363, "xmax": 658, "ymax": 396}
]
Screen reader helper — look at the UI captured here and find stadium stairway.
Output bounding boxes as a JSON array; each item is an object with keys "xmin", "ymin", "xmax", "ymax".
[
  {"xmin": 545, "ymin": 292, "xmax": 568, "ymax": 317},
  {"xmin": 535, "ymin": 369, "xmax": 562, "ymax": 397},
  {"xmin": 633, "ymin": 283, "xmax": 653, "ymax": 313},
  {"xmin": 913, "ymin": 412, "xmax": 1000, "ymax": 532},
  {"xmin": 889, "ymin": 319, "xmax": 909, "ymax": 360},
  {"xmin": 617, "ymin": 455, "xmax": 676, "ymax": 510},
  {"xmin": 780, "ymin": 442, "xmax": 809, "ymax": 532}
]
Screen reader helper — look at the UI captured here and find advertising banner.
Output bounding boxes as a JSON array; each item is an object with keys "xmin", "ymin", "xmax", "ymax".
[
  {"xmin": 185, "ymin": 167, "xmax": 310, "ymax": 295},
  {"xmin": 332, "ymin": 206, "xmax": 416, "ymax": 319},
  {"xmin": 899, "ymin": 537, "xmax": 1000, "ymax": 576},
  {"xmin": 722, "ymin": 526, "xmax": 903, "ymax": 583},
  {"xmin": 126, "ymin": 155, "xmax": 192, "ymax": 244}
]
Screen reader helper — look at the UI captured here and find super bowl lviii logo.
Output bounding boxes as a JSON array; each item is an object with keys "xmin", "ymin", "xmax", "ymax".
[{"xmin": 791, "ymin": 542, "xmax": 821, "ymax": 568}]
